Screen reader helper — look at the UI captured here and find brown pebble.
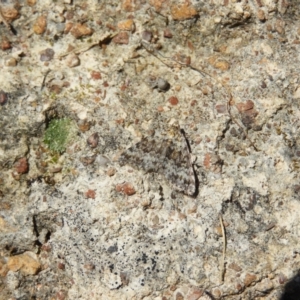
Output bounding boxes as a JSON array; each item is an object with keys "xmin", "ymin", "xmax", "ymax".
[
  {"xmin": 189, "ymin": 100, "xmax": 197, "ymax": 107},
  {"xmin": 163, "ymin": 28, "xmax": 173, "ymax": 38},
  {"xmin": 80, "ymin": 154, "xmax": 97, "ymax": 166},
  {"xmin": 1, "ymin": 5, "xmax": 19, "ymax": 22},
  {"xmin": 41, "ymin": 244, "xmax": 51, "ymax": 252},
  {"xmin": 278, "ymin": 273, "xmax": 287, "ymax": 284},
  {"xmin": 64, "ymin": 22, "xmax": 73, "ymax": 33},
  {"xmin": 5, "ymin": 57, "xmax": 17, "ymax": 66},
  {"xmin": 0, "ymin": 259, "xmax": 9, "ymax": 277},
  {"xmin": 85, "ymin": 189, "xmax": 96, "ymax": 199},
  {"xmin": 170, "ymin": 285, "xmax": 177, "ymax": 291},
  {"xmin": 78, "ymin": 121, "xmax": 91, "ymax": 132},
  {"xmin": 212, "ymin": 288, "xmax": 222, "ymax": 298},
  {"xmin": 175, "ymin": 292, "xmax": 184, "ymax": 300},
  {"xmin": 33, "ymin": 15, "xmax": 47, "ymax": 35},
  {"xmin": 122, "ymin": 0, "xmax": 135, "ymax": 12},
  {"xmin": 27, "ymin": 0, "xmax": 37, "ymax": 6},
  {"xmin": 157, "ymin": 106, "xmax": 164, "ymax": 112},
  {"xmin": 173, "ymin": 53, "xmax": 191, "ymax": 65},
  {"xmin": 49, "ymin": 166, "xmax": 62, "ymax": 173},
  {"xmin": 120, "ymin": 272, "xmax": 129, "ymax": 286},
  {"xmin": 91, "ymin": 71, "xmax": 101, "ymax": 80},
  {"xmin": 84, "ymin": 263, "xmax": 95, "ymax": 271},
  {"xmin": 57, "ymin": 262, "xmax": 65, "ymax": 270},
  {"xmin": 187, "ymin": 287, "xmax": 203, "ymax": 300},
  {"xmin": 65, "ymin": 53, "xmax": 80, "ymax": 67},
  {"xmin": 106, "ymin": 167, "xmax": 116, "ymax": 177},
  {"xmin": 0, "ymin": 37, "xmax": 11, "ymax": 50},
  {"xmin": 117, "ymin": 19, "xmax": 135, "ymax": 31},
  {"xmin": 203, "ymin": 153, "xmax": 211, "ymax": 169},
  {"xmin": 113, "ymin": 32, "xmax": 129, "ymax": 44},
  {"xmin": 244, "ymin": 273, "xmax": 257, "ymax": 287},
  {"xmin": 7, "ymin": 252, "xmax": 41, "ymax": 275},
  {"xmin": 168, "ymin": 96, "xmax": 179, "ymax": 106},
  {"xmin": 275, "ymin": 19, "xmax": 285, "ymax": 35},
  {"xmin": 228, "ymin": 262, "xmax": 242, "ymax": 272},
  {"xmin": 236, "ymin": 100, "xmax": 254, "ymax": 112},
  {"xmin": 70, "ymin": 23, "xmax": 94, "ymax": 38},
  {"xmin": 87, "ymin": 133, "xmax": 99, "ymax": 148},
  {"xmin": 0, "ymin": 91, "xmax": 8, "ymax": 105},
  {"xmin": 116, "ymin": 182, "xmax": 136, "ymax": 196},
  {"xmin": 171, "ymin": 3, "xmax": 198, "ymax": 20},
  {"xmin": 215, "ymin": 104, "xmax": 227, "ymax": 114},
  {"xmin": 214, "ymin": 60, "xmax": 230, "ymax": 71},
  {"xmin": 225, "ymin": 144, "xmax": 235, "ymax": 152},
  {"xmin": 56, "ymin": 290, "xmax": 67, "ymax": 300},
  {"xmin": 257, "ymin": 9, "xmax": 266, "ymax": 21},
  {"xmin": 235, "ymin": 281, "xmax": 244, "ymax": 292},
  {"xmin": 15, "ymin": 157, "xmax": 29, "ymax": 174}
]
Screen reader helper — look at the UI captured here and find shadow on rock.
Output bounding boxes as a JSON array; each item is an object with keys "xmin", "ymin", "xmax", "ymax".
[{"xmin": 280, "ymin": 271, "xmax": 300, "ymax": 300}]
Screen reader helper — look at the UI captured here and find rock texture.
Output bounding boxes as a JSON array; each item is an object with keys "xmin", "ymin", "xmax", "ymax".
[{"xmin": 0, "ymin": 0, "xmax": 300, "ymax": 299}]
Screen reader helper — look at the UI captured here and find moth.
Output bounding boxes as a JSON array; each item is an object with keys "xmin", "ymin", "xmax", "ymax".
[{"xmin": 119, "ymin": 129, "xmax": 197, "ymax": 197}]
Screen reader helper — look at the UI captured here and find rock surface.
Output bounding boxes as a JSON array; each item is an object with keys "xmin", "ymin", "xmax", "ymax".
[{"xmin": 0, "ymin": 0, "xmax": 300, "ymax": 299}]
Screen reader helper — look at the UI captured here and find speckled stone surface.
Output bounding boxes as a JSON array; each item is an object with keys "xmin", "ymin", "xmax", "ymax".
[{"xmin": 1, "ymin": 0, "xmax": 300, "ymax": 299}]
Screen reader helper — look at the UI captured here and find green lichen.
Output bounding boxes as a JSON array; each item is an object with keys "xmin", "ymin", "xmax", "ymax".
[{"xmin": 44, "ymin": 118, "xmax": 76, "ymax": 153}]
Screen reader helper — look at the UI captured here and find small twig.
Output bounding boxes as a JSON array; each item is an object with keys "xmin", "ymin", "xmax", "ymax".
[
  {"xmin": 57, "ymin": 32, "xmax": 118, "ymax": 59},
  {"xmin": 57, "ymin": 42, "xmax": 100, "ymax": 59},
  {"xmin": 41, "ymin": 69, "xmax": 51, "ymax": 91},
  {"xmin": 219, "ymin": 214, "xmax": 226, "ymax": 283}
]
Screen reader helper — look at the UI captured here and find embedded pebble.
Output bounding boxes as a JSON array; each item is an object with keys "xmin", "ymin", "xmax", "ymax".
[
  {"xmin": 116, "ymin": 182, "xmax": 136, "ymax": 196},
  {"xmin": 14, "ymin": 157, "xmax": 29, "ymax": 174},
  {"xmin": 214, "ymin": 60, "xmax": 230, "ymax": 71},
  {"xmin": 0, "ymin": 91, "xmax": 8, "ymax": 105},
  {"xmin": 27, "ymin": 0, "xmax": 37, "ymax": 6},
  {"xmin": 33, "ymin": 15, "xmax": 47, "ymax": 34},
  {"xmin": 80, "ymin": 154, "xmax": 97, "ymax": 166},
  {"xmin": 170, "ymin": 3, "xmax": 198, "ymax": 20},
  {"xmin": 87, "ymin": 133, "xmax": 99, "ymax": 148},
  {"xmin": 65, "ymin": 53, "xmax": 80, "ymax": 67},
  {"xmin": 0, "ymin": 37, "xmax": 11, "ymax": 50},
  {"xmin": 40, "ymin": 48, "xmax": 55, "ymax": 62},
  {"xmin": 70, "ymin": 23, "xmax": 94, "ymax": 38},
  {"xmin": 163, "ymin": 28, "xmax": 173, "ymax": 38},
  {"xmin": 168, "ymin": 96, "xmax": 179, "ymax": 105},
  {"xmin": 117, "ymin": 19, "xmax": 135, "ymax": 31},
  {"xmin": 98, "ymin": 155, "xmax": 110, "ymax": 167},
  {"xmin": 141, "ymin": 30, "xmax": 152, "ymax": 42},
  {"xmin": 0, "ymin": 3, "xmax": 19, "ymax": 22},
  {"xmin": 5, "ymin": 57, "xmax": 17, "ymax": 66},
  {"xmin": 157, "ymin": 77, "xmax": 170, "ymax": 92},
  {"xmin": 7, "ymin": 252, "xmax": 41, "ymax": 275},
  {"xmin": 113, "ymin": 32, "xmax": 129, "ymax": 44},
  {"xmin": 106, "ymin": 167, "xmax": 116, "ymax": 176},
  {"xmin": 85, "ymin": 189, "xmax": 96, "ymax": 199}
]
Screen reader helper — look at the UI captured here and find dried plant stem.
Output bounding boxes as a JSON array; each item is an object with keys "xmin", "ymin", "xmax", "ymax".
[{"xmin": 219, "ymin": 214, "xmax": 226, "ymax": 283}]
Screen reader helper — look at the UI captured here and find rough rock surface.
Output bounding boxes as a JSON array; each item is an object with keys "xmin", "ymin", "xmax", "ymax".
[{"xmin": 0, "ymin": 0, "xmax": 300, "ymax": 299}]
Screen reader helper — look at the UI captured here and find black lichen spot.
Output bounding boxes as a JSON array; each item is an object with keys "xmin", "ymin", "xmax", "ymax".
[
  {"xmin": 142, "ymin": 253, "xmax": 148, "ymax": 264},
  {"xmin": 151, "ymin": 258, "xmax": 156, "ymax": 271},
  {"xmin": 109, "ymin": 264, "xmax": 114, "ymax": 272},
  {"xmin": 107, "ymin": 244, "xmax": 118, "ymax": 253}
]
